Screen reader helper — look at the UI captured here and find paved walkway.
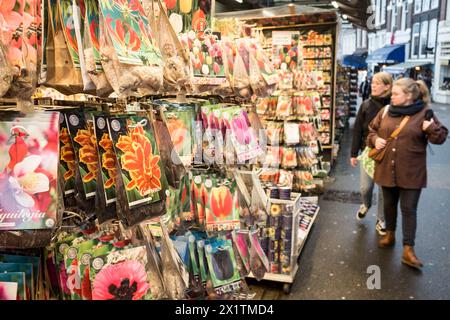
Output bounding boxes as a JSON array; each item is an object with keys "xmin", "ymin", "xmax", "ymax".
[{"xmin": 251, "ymin": 103, "xmax": 450, "ymax": 300}]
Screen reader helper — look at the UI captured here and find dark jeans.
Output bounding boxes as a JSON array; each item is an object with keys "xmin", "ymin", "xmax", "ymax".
[{"xmin": 382, "ymin": 187, "xmax": 422, "ymax": 246}]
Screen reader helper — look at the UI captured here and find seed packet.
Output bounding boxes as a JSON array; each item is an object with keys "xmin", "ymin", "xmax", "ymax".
[
  {"xmin": 265, "ymin": 121, "xmax": 283, "ymax": 146},
  {"xmin": 0, "ymin": 254, "xmax": 40, "ymax": 299},
  {"xmin": 0, "ymin": 263, "xmax": 34, "ymax": 300},
  {"xmin": 249, "ymin": 230, "xmax": 269, "ymax": 281},
  {"xmin": 65, "ymin": 110, "xmax": 98, "ymax": 214},
  {"xmin": 222, "ymin": 107, "xmax": 263, "ymax": 164},
  {"xmin": 276, "ymin": 95, "xmax": 293, "ymax": 117},
  {"xmin": 232, "ymin": 231, "xmax": 250, "ymax": 274},
  {"xmin": 54, "ymin": 234, "xmax": 80, "ymax": 300},
  {"xmin": 98, "ymin": 0, "xmax": 163, "ymax": 96},
  {"xmin": 90, "ymin": 246, "xmax": 155, "ymax": 300},
  {"xmin": 0, "ymin": 272, "xmax": 26, "ymax": 300},
  {"xmin": 204, "ymin": 239, "xmax": 242, "ymax": 296},
  {"xmin": 163, "ymin": 104, "xmax": 195, "ymax": 166},
  {"xmin": 282, "ymin": 147, "xmax": 298, "ymax": 169},
  {"xmin": 0, "ymin": 111, "xmax": 60, "ymax": 230},
  {"xmin": 171, "ymin": 238, "xmax": 190, "ymax": 268},
  {"xmin": 205, "ymin": 178, "xmax": 240, "ymax": 232},
  {"xmin": 196, "ymin": 240, "xmax": 210, "ymax": 289},
  {"xmin": 59, "ymin": 114, "xmax": 77, "ymax": 208},
  {"xmin": 284, "ymin": 122, "xmax": 300, "ymax": 145},
  {"xmin": 109, "ymin": 115, "xmax": 168, "ymax": 226},
  {"xmin": 93, "ymin": 114, "xmax": 118, "ymax": 223}
]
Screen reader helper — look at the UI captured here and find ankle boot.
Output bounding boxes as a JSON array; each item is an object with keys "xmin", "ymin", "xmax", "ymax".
[
  {"xmin": 402, "ymin": 245, "xmax": 423, "ymax": 269},
  {"xmin": 378, "ymin": 231, "xmax": 395, "ymax": 248}
]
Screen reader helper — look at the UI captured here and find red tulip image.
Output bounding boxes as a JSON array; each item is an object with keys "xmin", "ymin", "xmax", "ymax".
[
  {"xmin": 164, "ymin": 0, "xmax": 177, "ymax": 10},
  {"xmin": 210, "ymin": 186, "xmax": 233, "ymax": 220}
]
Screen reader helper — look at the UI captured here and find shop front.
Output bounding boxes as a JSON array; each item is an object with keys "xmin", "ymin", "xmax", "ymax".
[
  {"xmin": 434, "ymin": 21, "xmax": 450, "ymax": 104},
  {"xmin": 366, "ymin": 43, "xmax": 406, "ymax": 74}
]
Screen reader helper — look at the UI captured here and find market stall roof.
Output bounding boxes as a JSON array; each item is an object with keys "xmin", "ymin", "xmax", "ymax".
[
  {"xmin": 214, "ymin": 4, "xmax": 337, "ymax": 26},
  {"xmin": 366, "ymin": 44, "xmax": 405, "ymax": 65},
  {"xmin": 342, "ymin": 51, "xmax": 368, "ymax": 69},
  {"xmin": 382, "ymin": 60, "xmax": 433, "ymax": 74}
]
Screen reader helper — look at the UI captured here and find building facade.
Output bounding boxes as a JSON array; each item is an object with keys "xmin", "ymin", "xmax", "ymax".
[{"xmin": 435, "ymin": 0, "xmax": 450, "ymax": 103}]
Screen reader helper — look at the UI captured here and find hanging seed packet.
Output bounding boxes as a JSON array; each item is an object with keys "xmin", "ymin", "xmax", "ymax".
[
  {"xmin": 232, "ymin": 231, "xmax": 250, "ymax": 274},
  {"xmin": 93, "ymin": 114, "xmax": 118, "ymax": 223},
  {"xmin": 205, "ymin": 239, "xmax": 242, "ymax": 296},
  {"xmin": 65, "ymin": 110, "xmax": 98, "ymax": 212},
  {"xmin": 221, "ymin": 107, "xmax": 263, "ymax": 163},
  {"xmin": 249, "ymin": 229, "xmax": 269, "ymax": 280},
  {"xmin": 206, "ymin": 178, "xmax": 240, "ymax": 232},
  {"xmin": 90, "ymin": 246, "xmax": 155, "ymax": 300},
  {"xmin": 191, "ymin": 174, "xmax": 207, "ymax": 229},
  {"xmin": 59, "ymin": 114, "xmax": 76, "ymax": 207},
  {"xmin": 79, "ymin": 241, "xmax": 114, "ymax": 300},
  {"xmin": 196, "ymin": 240, "xmax": 209, "ymax": 289},
  {"xmin": 0, "ymin": 111, "xmax": 60, "ymax": 230},
  {"xmin": 0, "ymin": 263, "xmax": 34, "ymax": 300},
  {"xmin": 64, "ymin": 238, "xmax": 100, "ymax": 300},
  {"xmin": 284, "ymin": 122, "xmax": 300, "ymax": 145},
  {"xmin": 109, "ymin": 115, "xmax": 168, "ymax": 226},
  {"xmin": 0, "ymin": 272, "xmax": 26, "ymax": 300},
  {"xmin": 55, "ymin": 234, "xmax": 80, "ymax": 300},
  {"xmin": 98, "ymin": 0, "xmax": 162, "ymax": 66},
  {"xmin": 163, "ymin": 106, "xmax": 195, "ymax": 166}
]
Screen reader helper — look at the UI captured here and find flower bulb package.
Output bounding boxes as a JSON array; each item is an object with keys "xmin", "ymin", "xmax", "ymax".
[
  {"xmin": 0, "ymin": 111, "xmax": 60, "ymax": 231},
  {"xmin": 89, "ymin": 245, "xmax": 157, "ymax": 300},
  {"xmin": 205, "ymin": 177, "xmax": 240, "ymax": 232},
  {"xmin": 59, "ymin": 115, "xmax": 77, "ymax": 208},
  {"xmin": 204, "ymin": 238, "xmax": 241, "ymax": 296},
  {"xmin": 93, "ymin": 114, "xmax": 118, "ymax": 223},
  {"xmin": 98, "ymin": 0, "xmax": 163, "ymax": 96},
  {"xmin": 65, "ymin": 109, "xmax": 99, "ymax": 214},
  {"xmin": 109, "ymin": 115, "xmax": 168, "ymax": 226},
  {"xmin": 0, "ymin": 254, "xmax": 40, "ymax": 299}
]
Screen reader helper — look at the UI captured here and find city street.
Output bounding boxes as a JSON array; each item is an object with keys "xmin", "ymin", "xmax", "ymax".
[{"xmin": 250, "ymin": 103, "xmax": 450, "ymax": 300}]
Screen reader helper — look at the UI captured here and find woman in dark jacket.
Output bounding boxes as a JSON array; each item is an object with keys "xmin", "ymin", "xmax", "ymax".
[
  {"xmin": 351, "ymin": 72, "xmax": 392, "ymax": 235},
  {"xmin": 367, "ymin": 78, "xmax": 448, "ymax": 269}
]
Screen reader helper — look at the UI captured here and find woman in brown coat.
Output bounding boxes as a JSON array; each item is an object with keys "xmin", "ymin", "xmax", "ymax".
[{"xmin": 367, "ymin": 78, "xmax": 448, "ymax": 269}]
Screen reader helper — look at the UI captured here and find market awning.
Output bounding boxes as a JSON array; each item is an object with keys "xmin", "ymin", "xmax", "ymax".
[
  {"xmin": 382, "ymin": 60, "xmax": 432, "ymax": 74},
  {"xmin": 342, "ymin": 52, "xmax": 367, "ymax": 69},
  {"xmin": 366, "ymin": 44, "xmax": 405, "ymax": 65}
]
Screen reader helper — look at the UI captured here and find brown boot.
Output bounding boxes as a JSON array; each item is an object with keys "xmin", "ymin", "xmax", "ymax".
[
  {"xmin": 402, "ymin": 245, "xmax": 423, "ymax": 269},
  {"xmin": 378, "ymin": 231, "xmax": 395, "ymax": 248}
]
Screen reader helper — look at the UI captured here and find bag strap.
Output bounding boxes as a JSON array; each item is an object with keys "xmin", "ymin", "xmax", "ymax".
[{"xmin": 389, "ymin": 116, "xmax": 410, "ymax": 139}]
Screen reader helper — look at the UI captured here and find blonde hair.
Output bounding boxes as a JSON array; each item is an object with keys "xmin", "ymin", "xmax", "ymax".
[
  {"xmin": 372, "ymin": 72, "xmax": 393, "ymax": 96},
  {"xmin": 393, "ymin": 78, "xmax": 430, "ymax": 106}
]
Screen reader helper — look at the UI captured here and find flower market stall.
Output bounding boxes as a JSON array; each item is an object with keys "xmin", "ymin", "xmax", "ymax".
[{"xmin": 0, "ymin": 1, "xmax": 347, "ymax": 300}]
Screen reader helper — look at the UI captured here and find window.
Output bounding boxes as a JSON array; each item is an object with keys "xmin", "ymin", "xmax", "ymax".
[
  {"xmin": 362, "ymin": 30, "xmax": 367, "ymax": 48},
  {"xmin": 414, "ymin": 0, "xmax": 421, "ymax": 13},
  {"xmin": 412, "ymin": 23, "xmax": 420, "ymax": 57},
  {"xmin": 391, "ymin": 0, "xmax": 398, "ymax": 32},
  {"xmin": 381, "ymin": 0, "xmax": 387, "ymax": 24},
  {"xmin": 420, "ymin": 20, "xmax": 429, "ymax": 57},
  {"xmin": 447, "ymin": 0, "xmax": 450, "ymax": 20},
  {"xmin": 430, "ymin": 0, "xmax": 438, "ymax": 10},
  {"xmin": 428, "ymin": 19, "xmax": 437, "ymax": 52},
  {"xmin": 422, "ymin": 0, "xmax": 430, "ymax": 11},
  {"xmin": 401, "ymin": 0, "xmax": 408, "ymax": 30},
  {"xmin": 376, "ymin": 0, "xmax": 381, "ymax": 25}
]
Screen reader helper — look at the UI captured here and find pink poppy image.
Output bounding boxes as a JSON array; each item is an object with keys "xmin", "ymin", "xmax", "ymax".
[{"xmin": 92, "ymin": 260, "xmax": 149, "ymax": 300}]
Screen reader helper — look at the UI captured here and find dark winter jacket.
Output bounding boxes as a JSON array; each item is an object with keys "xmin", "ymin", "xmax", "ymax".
[
  {"xmin": 351, "ymin": 95, "xmax": 391, "ymax": 157},
  {"xmin": 367, "ymin": 103, "xmax": 448, "ymax": 189}
]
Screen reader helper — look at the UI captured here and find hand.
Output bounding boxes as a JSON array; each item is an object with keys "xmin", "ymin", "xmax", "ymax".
[
  {"xmin": 350, "ymin": 157, "xmax": 358, "ymax": 167},
  {"xmin": 375, "ymin": 138, "xmax": 387, "ymax": 150},
  {"xmin": 423, "ymin": 118, "xmax": 434, "ymax": 131}
]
